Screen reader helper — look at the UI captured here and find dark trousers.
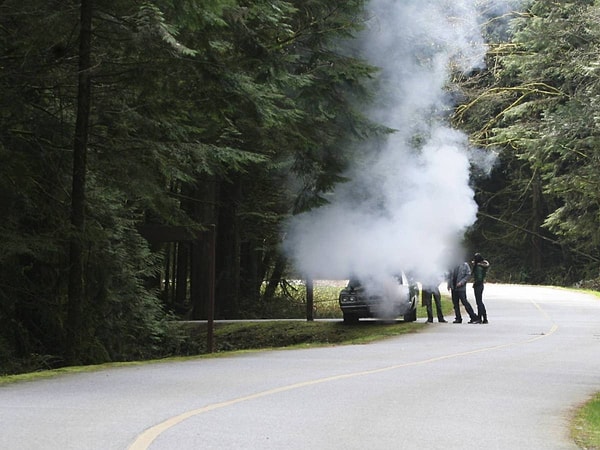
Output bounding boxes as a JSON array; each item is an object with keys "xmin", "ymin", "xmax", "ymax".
[
  {"xmin": 422, "ymin": 288, "xmax": 445, "ymax": 322},
  {"xmin": 451, "ymin": 288, "xmax": 477, "ymax": 322},
  {"xmin": 473, "ymin": 283, "xmax": 487, "ymax": 321}
]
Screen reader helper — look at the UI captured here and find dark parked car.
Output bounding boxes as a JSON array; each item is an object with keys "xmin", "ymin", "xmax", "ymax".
[{"xmin": 338, "ymin": 273, "xmax": 419, "ymax": 323}]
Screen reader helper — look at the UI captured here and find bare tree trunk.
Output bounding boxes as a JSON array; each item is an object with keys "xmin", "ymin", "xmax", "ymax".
[
  {"xmin": 306, "ymin": 278, "xmax": 314, "ymax": 321},
  {"xmin": 263, "ymin": 254, "xmax": 285, "ymax": 301},
  {"xmin": 530, "ymin": 174, "xmax": 544, "ymax": 281},
  {"xmin": 175, "ymin": 242, "xmax": 189, "ymax": 310},
  {"xmin": 189, "ymin": 177, "xmax": 218, "ymax": 320},
  {"xmin": 66, "ymin": 0, "xmax": 93, "ymax": 365},
  {"xmin": 216, "ymin": 177, "xmax": 241, "ymax": 317}
]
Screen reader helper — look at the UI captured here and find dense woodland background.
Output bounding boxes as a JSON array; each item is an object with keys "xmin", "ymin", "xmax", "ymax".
[{"xmin": 2, "ymin": 0, "xmax": 600, "ymax": 372}]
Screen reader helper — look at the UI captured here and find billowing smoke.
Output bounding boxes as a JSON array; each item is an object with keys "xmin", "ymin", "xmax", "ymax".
[{"xmin": 284, "ymin": 0, "xmax": 519, "ymax": 287}]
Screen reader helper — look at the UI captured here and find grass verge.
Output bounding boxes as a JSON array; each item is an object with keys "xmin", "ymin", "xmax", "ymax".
[
  {"xmin": 203, "ymin": 319, "xmax": 423, "ymax": 351},
  {"xmin": 0, "ymin": 319, "xmax": 424, "ymax": 386},
  {"xmin": 573, "ymin": 393, "xmax": 600, "ymax": 450}
]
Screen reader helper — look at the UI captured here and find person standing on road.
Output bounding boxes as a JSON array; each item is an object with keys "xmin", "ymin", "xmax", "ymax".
[
  {"xmin": 422, "ymin": 279, "xmax": 447, "ymax": 323},
  {"xmin": 472, "ymin": 253, "xmax": 490, "ymax": 324},
  {"xmin": 447, "ymin": 261, "xmax": 479, "ymax": 324}
]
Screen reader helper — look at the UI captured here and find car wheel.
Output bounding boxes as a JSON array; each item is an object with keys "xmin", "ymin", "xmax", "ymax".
[
  {"xmin": 343, "ymin": 313, "xmax": 359, "ymax": 324},
  {"xmin": 403, "ymin": 307, "xmax": 417, "ymax": 322}
]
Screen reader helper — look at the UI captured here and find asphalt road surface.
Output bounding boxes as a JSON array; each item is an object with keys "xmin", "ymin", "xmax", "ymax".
[{"xmin": 1, "ymin": 284, "xmax": 600, "ymax": 450}]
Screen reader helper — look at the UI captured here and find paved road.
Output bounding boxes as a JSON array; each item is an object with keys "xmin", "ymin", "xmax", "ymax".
[{"xmin": 1, "ymin": 284, "xmax": 599, "ymax": 449}]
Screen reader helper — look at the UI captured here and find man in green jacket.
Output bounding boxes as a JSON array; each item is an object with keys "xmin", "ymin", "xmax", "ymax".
[{"xmin": 472, "ymin": 253, "xmax": 490, "ymax": 324}]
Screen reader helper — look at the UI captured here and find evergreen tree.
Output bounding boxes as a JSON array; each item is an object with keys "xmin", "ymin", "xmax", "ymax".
[
  {"xmin": 0, "ymin": 0, "xmax": 378, "ymax": 370},
  {"xmin": 456, "ymin": 0, "xmax": 600, "ymax": 283}
]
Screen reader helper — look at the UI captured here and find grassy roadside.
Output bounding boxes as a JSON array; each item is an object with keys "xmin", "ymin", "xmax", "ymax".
[
  {"xmin": 561, "ymin": 289, "xmax": 600, "ymax": 449},
  {"xmin": 572, "ymin": 393, "xmax": 600, "ymax": 449},
  {"xmin": 0, "ymin": 289, "xmax": 453, "ymax": 382},
  {"xmin": 0, "ymin": 319, "xmax": 425, "ymax": 386}
]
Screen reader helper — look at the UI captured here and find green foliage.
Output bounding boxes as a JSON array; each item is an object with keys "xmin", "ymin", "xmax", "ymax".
[
  {"xmin": 209, "ymin": 320, "xmax": 421, "ymax": 352},
  {"xmin": 457, "ymin": 0, "xmax": 600, "ymax": 283},
  {"xmin": 572, "ymin": 392, "xmax": 600, "ymax": 450},
  {"xmin": 0, "ymin": 0, "xmax": 378, "ymax": 368}
]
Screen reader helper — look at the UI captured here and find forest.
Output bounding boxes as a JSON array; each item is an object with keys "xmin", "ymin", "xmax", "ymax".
[{"xmin": 1, "ymin": 0, "xmax": 600, "ymax": 371}]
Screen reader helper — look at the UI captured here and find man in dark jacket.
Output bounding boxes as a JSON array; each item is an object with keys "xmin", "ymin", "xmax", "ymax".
[
  {"xmin": 472, "ymin": 253, "xmax": 490, "ymax": 324},
  {"xmin": 447, "ymin": 261, "xmax": 479, "ymax": 324}
]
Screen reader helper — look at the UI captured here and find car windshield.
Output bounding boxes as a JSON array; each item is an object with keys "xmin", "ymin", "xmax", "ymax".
[
  {"xmin": 347, "ymin": 274, "xmax": 406, "ymax": 290},
  {"xmin": 347, "ymin": 278, "xmax": 361, "ymax": 289}
]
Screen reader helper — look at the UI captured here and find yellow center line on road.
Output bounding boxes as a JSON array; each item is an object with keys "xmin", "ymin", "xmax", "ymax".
[{"xmin": 128, "ymin": 302, "xmax": 557, "ymax": 450}]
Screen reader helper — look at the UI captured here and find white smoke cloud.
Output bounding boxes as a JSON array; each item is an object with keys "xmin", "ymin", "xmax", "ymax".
[{"xmin": 284, "ymin": 0, "xmax": 519, "ymax": 286}]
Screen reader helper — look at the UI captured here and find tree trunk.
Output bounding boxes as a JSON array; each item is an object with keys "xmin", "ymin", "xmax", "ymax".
[
  {"xmin": 306, "ymin": 278, "xmax": 314, "ymax": 321},
  {"xmin": 216, "ymin": 177, "xmax": 241, "ymax": 317},
  {"xmin": 263, "ymin": 254, "xmax": 285, "ymax": 301},
  {"xmin": 189, "ymin": 177, "xmax": 218, "ymax": 320},
  {"xmin": 240, "ymin": 239, "xmax": 262, "ymax": 302},
  {"xmin": 66, "ymin": 0, "xmax": 93, "ymax": 365},
  {"xmin": 175, "ymin": 242, "xmax": 189, "ymax": 311},
  {"xmin": 530, "ymin": 174, "xmax": 544, "ymax": 281}
]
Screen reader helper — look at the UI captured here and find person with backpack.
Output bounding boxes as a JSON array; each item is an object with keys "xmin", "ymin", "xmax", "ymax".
[{"xmin": 472, "ymin": 253, "xmax": 490, "ymax": 324}]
